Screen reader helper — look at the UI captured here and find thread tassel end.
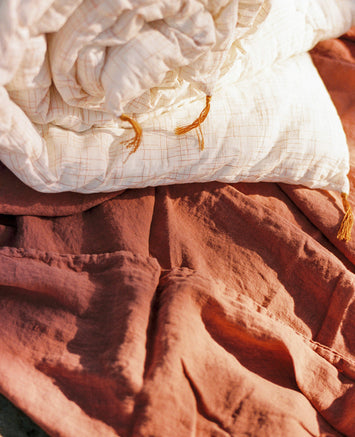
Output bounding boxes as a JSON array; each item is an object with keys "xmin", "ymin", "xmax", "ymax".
[
  {"xmin": 337, "ymin": 192, "xmax": 353, "ymax": 242},
  {"xmin": 120, "ymin": 114, "xmax": 142, "ymax": 154},
  {"xmin": 175, "ymin": 95, "xmax": 211, "ymax": 150}
]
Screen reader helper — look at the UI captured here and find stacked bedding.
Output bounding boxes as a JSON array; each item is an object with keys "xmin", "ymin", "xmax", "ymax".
[
  {"xmin": 0, "ymin": 5, "xmax": 354, "ymax": 436},
  {"xmin": 0, "ymin": 35, "xmax": 355, "ymax": 430}
]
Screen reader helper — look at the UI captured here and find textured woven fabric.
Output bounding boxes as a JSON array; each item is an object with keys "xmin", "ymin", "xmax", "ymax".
[{"xmin": 0, "ymin": 0, "xmax": 353, "ymax": 193}]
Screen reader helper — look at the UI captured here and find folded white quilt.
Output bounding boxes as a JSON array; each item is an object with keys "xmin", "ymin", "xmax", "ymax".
[{"xmin": 0, "ymin": 0, "xmax": 353, "ymax": 193}]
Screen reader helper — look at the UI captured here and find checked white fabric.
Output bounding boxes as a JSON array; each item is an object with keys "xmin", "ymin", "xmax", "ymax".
[{"xmin": 0, "ymin": 0, "xmax": 353, "ymax": 193}]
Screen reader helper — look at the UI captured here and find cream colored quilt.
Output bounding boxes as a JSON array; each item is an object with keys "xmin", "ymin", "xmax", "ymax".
[{"xmin": 0, "ymin": 0, "xmax": 353, "ymax": 192}]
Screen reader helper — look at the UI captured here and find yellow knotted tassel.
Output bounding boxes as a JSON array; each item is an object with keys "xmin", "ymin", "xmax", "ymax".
[
  {"xmin": 120, "ymin": 114, "xmax": 142, "ymax": 154},
  {"xmin": 337, "ymin": 192, "xmax": 353, "ymax": 242},
  {"xmin": 175, "ymin": 95, "xmax": 211, "ymax": 150}
]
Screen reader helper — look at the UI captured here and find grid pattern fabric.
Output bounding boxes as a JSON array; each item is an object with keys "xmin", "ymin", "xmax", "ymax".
[{"xmin": 0, "ymin": 0, "xmax": 353, "ymax": 193}]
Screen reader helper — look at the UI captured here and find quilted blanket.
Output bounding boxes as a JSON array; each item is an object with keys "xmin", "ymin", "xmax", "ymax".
[{"xmin": 0, "ymin": 0, "xmax": 353, "ymax": 192}]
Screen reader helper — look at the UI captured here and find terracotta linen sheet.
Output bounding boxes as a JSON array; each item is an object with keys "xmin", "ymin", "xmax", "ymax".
[{"xmin": 0, "ymin": 37, "xmax": 354, "ymax": 436}]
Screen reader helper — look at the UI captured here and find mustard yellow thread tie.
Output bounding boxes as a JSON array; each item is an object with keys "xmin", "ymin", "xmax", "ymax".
[
  {"xmin": 337, "ymin": 192, "xmax": 353, "ymax": 242},
  {"xmin": 175, "ymin": 95, "xmax": 211, "ymax": 151},
  {"xmin": 120, "ymin": 114, "xmax": 142, "ymax": 154}
]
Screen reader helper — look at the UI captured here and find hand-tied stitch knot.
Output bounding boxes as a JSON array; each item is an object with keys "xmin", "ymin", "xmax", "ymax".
[
  {"xmin": 119, "ymin": 95, "xmax": 211, "ymax": 157},
  {"xmin": 175, "ymin": 95, "xmax": 212, "ymax": 150}
]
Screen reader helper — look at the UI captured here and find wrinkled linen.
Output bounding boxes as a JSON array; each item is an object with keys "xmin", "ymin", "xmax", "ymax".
[
  {"xmin": 0, "ymin": 0, "xmax": 353, "ymax": 193},
  {"xmin": 1, "ymin": 173, "xmax": 355, "ymax": 437},
  {"xmin": 311, "ymin": 36, "xmax": 355, "ymax": 148},
  {"xmin": 0, "ymin": 35, "xmax": 354, "ymax": 437}
]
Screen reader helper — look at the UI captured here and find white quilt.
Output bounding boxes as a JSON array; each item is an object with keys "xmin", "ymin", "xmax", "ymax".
[{"xmin": 0, "ymin": 0, "xmax": 353, "ymax": 193}]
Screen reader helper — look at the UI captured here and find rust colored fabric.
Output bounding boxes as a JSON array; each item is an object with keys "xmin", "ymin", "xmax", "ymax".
[
  {"xmin": 0, "ymin": 36, "xmax": 354, "ymax": 437},
  {"xmin": 0, "ymin": 162, "xmax": 121, "ymax": 217},
  {"xmin": 310, "ymin": 30, "xmax": 355, "ymax": 146}
]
